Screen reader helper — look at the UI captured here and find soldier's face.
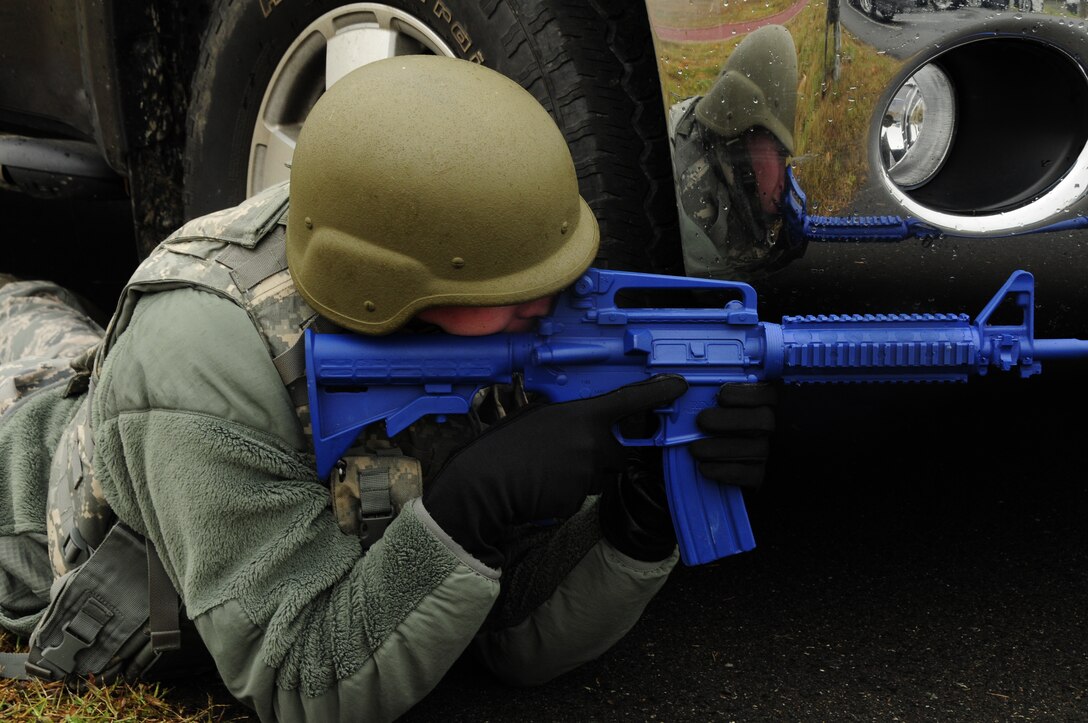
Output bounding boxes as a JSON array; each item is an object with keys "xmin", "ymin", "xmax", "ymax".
[
  {"xmin": 746, "ymin": 129, "xmax": 787, "ymax": 216},
  {"xmin": 416, "ymin": 295, "xmax": 556, "ymax": 336}
]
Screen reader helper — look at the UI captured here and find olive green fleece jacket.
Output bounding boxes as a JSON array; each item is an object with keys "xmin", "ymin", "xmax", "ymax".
[{"xmin": 76, "ymin": 287, "xmax": 677, "ymax": 721}]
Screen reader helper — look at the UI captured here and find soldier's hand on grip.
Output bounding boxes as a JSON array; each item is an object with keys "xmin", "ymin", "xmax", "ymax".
[
  {"xmin": 422, "ymin": 375, "xmax": 688, "ymax": 568},
  {"xmin": 599, "ymin": 460, "xmax": 677, "ymax": 563}
]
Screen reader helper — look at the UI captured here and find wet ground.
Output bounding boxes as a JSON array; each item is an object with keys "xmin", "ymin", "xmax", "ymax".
[{"xmin": 402, "ymin": 371, "xmax": 1088, "ymax": 721}]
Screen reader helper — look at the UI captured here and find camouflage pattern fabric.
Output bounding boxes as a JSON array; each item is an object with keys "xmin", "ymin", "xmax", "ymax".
[
  {"xmin": 99, "ymin": 181, "xmax": 301, "ymax": 362},
  {"xmin": 330, "ymin": 445, "xmax": 423, "ymax": 542},
  {"xmin": 0, "ymin": 279, "xmax": 103, "ymax": 417},
  {"xmin": 0, "ymin": 277, "xmax": 107, "ymax": 576},
  {"xmin": 46, "ymin": 391, "xmax": 109, "ymax": 576}
]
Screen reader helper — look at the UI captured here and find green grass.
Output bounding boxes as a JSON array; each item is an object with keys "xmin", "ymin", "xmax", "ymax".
[
  {"xmin": 791, "ymin": 2, "xmax": 901, "ymax": 212},
  {"xmin": 0, "ymin": 630, "xmax": 251, "ymax": 722},
  {"xmin": 0, "ymin": 678, "xmax": 246, "ymax": 723}
]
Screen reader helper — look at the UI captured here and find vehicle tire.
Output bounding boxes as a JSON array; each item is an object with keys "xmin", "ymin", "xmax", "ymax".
[
  {"xmin": 184, "ymin": 0, "xmax": 681, "ymax": 275},
  {"xmin": 930, "ymin": 0, "xmax": 953, "ymax": 9}
]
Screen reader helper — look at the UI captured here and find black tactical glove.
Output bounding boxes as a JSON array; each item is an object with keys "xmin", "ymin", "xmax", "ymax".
[
  {"xmin": 599, "ymin": 460, "xmax": 677, "ymax": 562},
  {"xmin": 423, "ymin": 375, "xmax": 688, "ymax": 568},
  {"xmin": 690, "ymin": 382, "xmax": 777, "ymax": 489}
]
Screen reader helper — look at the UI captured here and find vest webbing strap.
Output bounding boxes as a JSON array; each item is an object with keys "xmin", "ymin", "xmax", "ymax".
[
  {"xmin": 273, "ymin": 342, "xmax": 308, "ymax": 389},
  {"xmin": 272, "ymin": 315, "xmax": 339, "ymax": 392},
  {"xmin": 146, "ymin": 543, "xmax": 181, "ymax": 652},
  {"xmin": 0, "ymin": 652, "xmax": 28, "ymax": 680},
  {"xmin": 0, "ymin": 533, "xmax": 181, "ymax": 681},
  {"xmin": 358, "ymin": 467, "xmax": 395, "ymax": 517},
  {"xmin": 218, "ymin": 225, "xmax": 289, "ymax": 292},
  {"xmin": 35, "ymin": 597, "xmax": 113, "ymax": 676}
]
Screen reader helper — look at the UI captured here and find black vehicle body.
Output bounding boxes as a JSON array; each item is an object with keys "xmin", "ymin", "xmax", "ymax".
[
  {"xmin": 0, "ymin": 0, "xmax": 677, "ymax": 278},
  {"xmin": 0, "ymin": 3, "xmax": 206, "ymax": 253}
]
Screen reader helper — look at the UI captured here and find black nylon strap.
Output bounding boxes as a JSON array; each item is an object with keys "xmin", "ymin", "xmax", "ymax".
[{"xmin": 146, "ymin": 543, "xmax": 181, "ymax": 652}]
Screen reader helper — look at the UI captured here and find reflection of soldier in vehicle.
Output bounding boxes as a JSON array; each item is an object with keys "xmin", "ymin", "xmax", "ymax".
[{"xmin": 669, "ymin": 25, "xmax": 803, "ymax": 281}]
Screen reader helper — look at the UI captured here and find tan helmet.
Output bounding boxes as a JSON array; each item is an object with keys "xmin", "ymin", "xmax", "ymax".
[
  {"xmin": 694, "ymin": 25, "xmax": 798, "ymax": 154},
  {"xmin": 287, "ymin": 55, "xmax": 599, "ymax": 335}
]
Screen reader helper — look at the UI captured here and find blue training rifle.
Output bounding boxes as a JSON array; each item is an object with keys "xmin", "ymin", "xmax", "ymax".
[
  {"xmin": 304, "ymin": 267, "xmax": 1088, "ymax": 566},
  {"xmin": 782, "ymin": 165, "xmax": 1088, "ymax": 241}
]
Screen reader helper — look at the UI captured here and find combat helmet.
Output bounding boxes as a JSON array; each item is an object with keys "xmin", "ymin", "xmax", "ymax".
[
  {"xmin": 694, "ymin": 24, "xmax": 798, "ymax": 153},
  {"xmin": 287, "ymin": 55, "xmax": 599, "ymax": 335}
]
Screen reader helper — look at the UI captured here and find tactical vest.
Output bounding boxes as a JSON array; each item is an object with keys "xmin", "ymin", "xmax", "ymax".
[
  {"xmin": 7, "ymin": 183, "xmax": 425, "ymax": 682},
  {"xmin": 51, "ymin": 182, "xmax": 315, "ymax": 578}
]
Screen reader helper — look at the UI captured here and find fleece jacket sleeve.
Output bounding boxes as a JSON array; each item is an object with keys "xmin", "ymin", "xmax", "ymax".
[
  {"xmin": 475, "ymin": 500, "xmax": 677, "ymax": 686},
  {"xmin": 90, "ymin": 288, "xmax": 499, "ymax": 722},
  {"xmin": 0, "ymin": 383, "xmax": 82, "ymax": 634}
]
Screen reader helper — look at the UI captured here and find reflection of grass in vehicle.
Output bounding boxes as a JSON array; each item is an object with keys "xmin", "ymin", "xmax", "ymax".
[
  {"xmin": 791, "ymin": 4, "xmax": 900, "ymax": 211},
  {"xmin": 654, "ymin": 3, "xmax": 900, "ymax": 213},
  {"xmin": 656, "ymin": 38, "xmax": 741, "ymax": 104},
  {"xmin": 648, "ymin": 0, "xmax": 802, "ymax": 30}
]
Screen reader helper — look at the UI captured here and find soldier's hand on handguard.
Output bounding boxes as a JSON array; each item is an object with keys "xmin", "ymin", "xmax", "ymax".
[
  {"xmin": 691, "ymin": 382, "xmax": 778, "ymax": 490},
  {"xmin": 422, "ymin": 375, "xmax": 688, "ymax": 569}
]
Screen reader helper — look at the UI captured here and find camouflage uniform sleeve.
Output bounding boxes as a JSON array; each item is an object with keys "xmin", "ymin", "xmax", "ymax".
[
  {"xmin": 0, "ymin": 278, "xmax": 105, "ymax": 633},
  {"xmin": 473, "ymin": 499, "xmax": 677, "ymax": 686},
  {"xmin": 91, "ymin": 288, "xmax": 499, "ymax": 721}
]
